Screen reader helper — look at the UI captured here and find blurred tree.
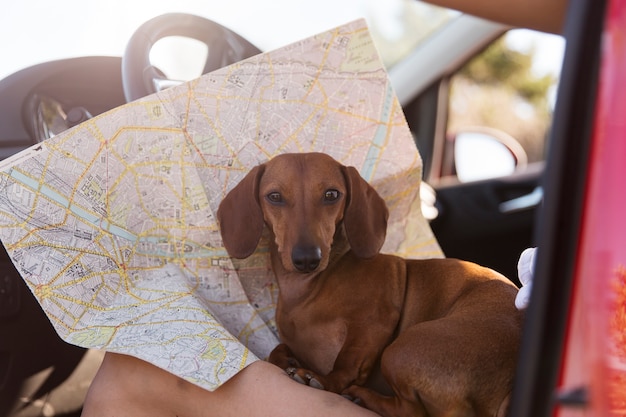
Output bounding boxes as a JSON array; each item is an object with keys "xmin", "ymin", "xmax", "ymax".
[
  {"xmin": 449, "ymin": 33, "xmax": 558, "ymax": 163},
  {"xmin": 459, "ymin": 37, "xmax": 555, "ymax": 105}
]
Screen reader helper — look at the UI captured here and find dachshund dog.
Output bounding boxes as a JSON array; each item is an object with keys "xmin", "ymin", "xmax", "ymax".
[{"xmin": 217, "ymin": 152, "xmax": 523, "ymax": 417}]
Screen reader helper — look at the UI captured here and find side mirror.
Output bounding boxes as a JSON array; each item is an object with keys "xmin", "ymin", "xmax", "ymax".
[{"xmin": 453, "ymin": 127, "xmax": 527, "ymax": 182}]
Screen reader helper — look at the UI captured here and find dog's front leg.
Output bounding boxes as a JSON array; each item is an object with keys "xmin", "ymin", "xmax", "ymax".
[
  {"xmin": 268, "ymin": 341, "xmax": 377, "ymax": 393},
  {"xmin": 317, "ymin": 341, "xmax": 382, "ymax": 394},
  {"xmin": 268, "ymin": 343, "xmax": 302, "ymax": 369},
  {"xmin": 268, "ymin": 343, "xmax": 326, "ymax": 389},
  {"xmin": 288, "ymin": 344, "xmax": 382, "ymax": 394}
]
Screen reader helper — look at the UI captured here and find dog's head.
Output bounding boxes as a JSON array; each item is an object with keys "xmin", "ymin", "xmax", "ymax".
[{"xmin": 217, "ymin": 152, "xmax": 389, "ymax": 273}]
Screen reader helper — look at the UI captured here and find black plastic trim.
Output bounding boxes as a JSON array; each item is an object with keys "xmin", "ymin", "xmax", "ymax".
[{"xmin": 508, "ymin": 0, "xmax": 608, "ymax": 416}]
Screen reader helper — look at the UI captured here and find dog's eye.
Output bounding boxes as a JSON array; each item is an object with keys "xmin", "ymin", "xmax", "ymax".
[
  {"xmin": 324, "ymin": 189, "xmax": 340, "ymax": 202},
  {"xmin": 266, "ymin": 192, "xmax": 283, "ymax": 204}
]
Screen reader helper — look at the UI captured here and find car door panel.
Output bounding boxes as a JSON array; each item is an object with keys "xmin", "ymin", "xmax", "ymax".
[{"xmin": 429, "ymin": 164, "xmax": 543, "ymax": 285}]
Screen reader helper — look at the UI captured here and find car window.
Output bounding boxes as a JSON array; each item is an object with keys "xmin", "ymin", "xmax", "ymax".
[{"xmin": 446, "ymin": 29, "xmax": 565, "ymax": 182}]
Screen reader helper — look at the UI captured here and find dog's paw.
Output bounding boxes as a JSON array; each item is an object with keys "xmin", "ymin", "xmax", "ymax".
[{"xmin": 285, "ymin": 367, "xmax": 325, "ymax": 390}]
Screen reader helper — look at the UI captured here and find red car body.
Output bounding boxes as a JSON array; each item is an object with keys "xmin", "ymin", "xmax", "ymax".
[{"xmin": 558, "ymin": 0, "xmax": 626, "ymax": 415}]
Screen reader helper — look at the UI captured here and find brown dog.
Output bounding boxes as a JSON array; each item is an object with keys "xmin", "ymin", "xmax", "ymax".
[{"xmin": 217, "ymin": 152, "xmax": 523, "ymax": 417}]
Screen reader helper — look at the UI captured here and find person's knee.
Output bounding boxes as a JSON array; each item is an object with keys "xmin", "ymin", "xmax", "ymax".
[{"xmin": 82, "ymin": 352, "xmax": 199, "ymax": 416}]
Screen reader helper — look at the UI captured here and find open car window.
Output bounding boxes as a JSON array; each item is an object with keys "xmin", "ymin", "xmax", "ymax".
[{"xmin": 443, "ymin": 29, "xmax": 565, "ymax": 182}]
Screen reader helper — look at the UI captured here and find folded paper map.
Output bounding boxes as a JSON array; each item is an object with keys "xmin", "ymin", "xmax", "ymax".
[{"xmin": 0, "ymin": 19, "xmax": 441, "ymax": 391}]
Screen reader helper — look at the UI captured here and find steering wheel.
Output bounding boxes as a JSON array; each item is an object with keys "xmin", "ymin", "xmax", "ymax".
[{"xmin": 122, "ymin": 13, "xmax": 261, "ymax": 102}]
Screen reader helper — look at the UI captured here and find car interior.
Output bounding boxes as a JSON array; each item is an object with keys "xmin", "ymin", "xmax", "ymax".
[{"xmin": 1, "ymin": 0, "xmax": 600, "ymax": 415}]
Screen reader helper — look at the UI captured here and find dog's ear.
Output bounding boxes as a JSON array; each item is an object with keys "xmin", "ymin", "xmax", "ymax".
[
  {"xmin": 341, "ymin": 166, "xmax": 389, "ymax": 258},
  {"xmin": 217, "ymin": 164, "xmax": 265, "ymax": 259}
]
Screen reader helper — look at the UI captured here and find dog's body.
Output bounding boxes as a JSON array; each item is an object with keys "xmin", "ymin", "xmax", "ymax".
[{"xmin": 218, "ymin": 153, "xmax": 523, "ymax": 417}]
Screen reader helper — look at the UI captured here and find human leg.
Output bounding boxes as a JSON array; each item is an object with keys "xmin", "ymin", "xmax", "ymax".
[{"xmin": 82, "ymin": 352, "xmax": 379, "ymax": 417}]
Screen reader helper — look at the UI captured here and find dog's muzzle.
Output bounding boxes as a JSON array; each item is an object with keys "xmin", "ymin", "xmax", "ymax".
[{"xmin": 291, "ymin": 246, "xmax": 322, "ymax": 273}]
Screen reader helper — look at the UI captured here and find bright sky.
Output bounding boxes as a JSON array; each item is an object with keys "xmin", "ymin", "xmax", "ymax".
[
  {"xmin": 0, "ymin": 0, "xmax": 375, "ymax": 81},
  {"xmin": 506, "ymin": 29, "xmax": 565, "ymax": 78},
  {"xmin": 0, "ymin": 0, "xmax": 564, "ymax": 82}
]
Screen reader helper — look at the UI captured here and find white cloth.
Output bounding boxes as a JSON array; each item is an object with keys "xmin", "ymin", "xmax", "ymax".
[{"xmin": 515, "ymin": 247, "xmax": 537, "ymax": 309}]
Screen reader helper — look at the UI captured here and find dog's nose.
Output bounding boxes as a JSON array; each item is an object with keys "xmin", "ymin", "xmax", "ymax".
[{"xmin": 291, "ymin": 246, "xmax": 322, "ymax": 272}]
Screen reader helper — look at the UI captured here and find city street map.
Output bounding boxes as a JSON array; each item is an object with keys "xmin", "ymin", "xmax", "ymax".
[{"xmin": 0, "ymin": 19, "xmax": 441, "ymax": 390}]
